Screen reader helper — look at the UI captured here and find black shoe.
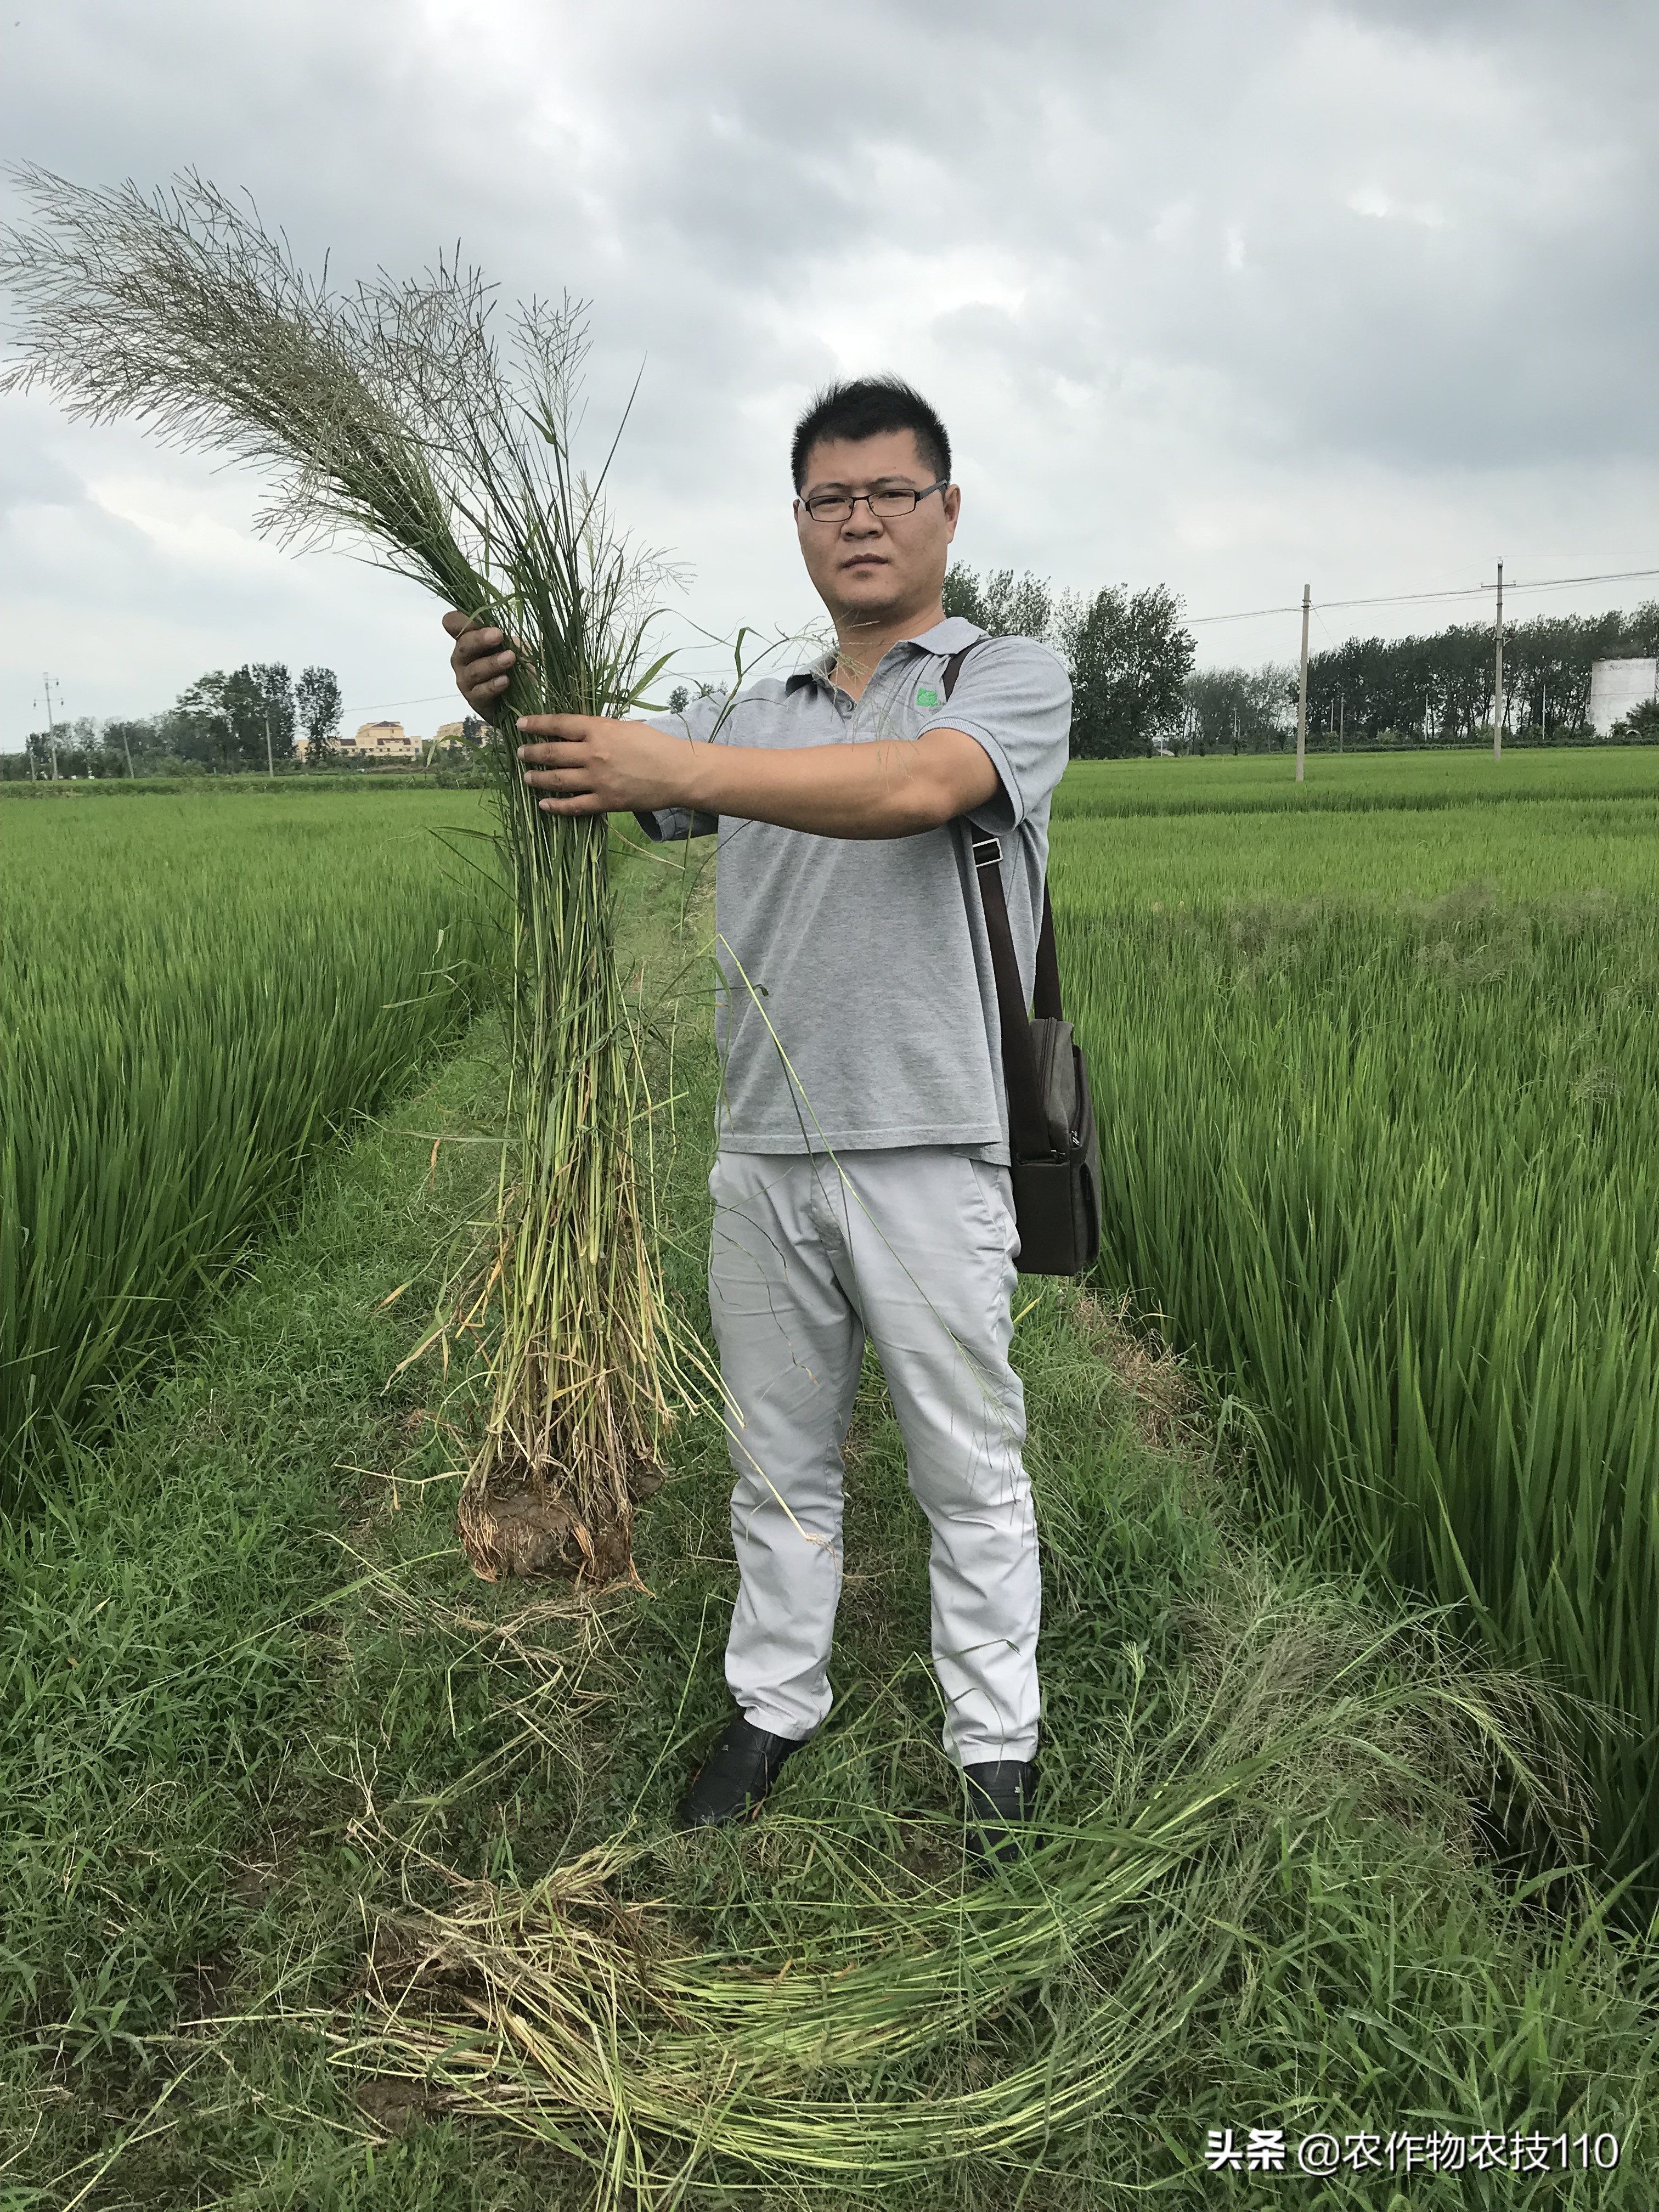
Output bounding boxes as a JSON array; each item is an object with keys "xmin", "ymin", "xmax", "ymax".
[
  {"xmin": 962, "ymin": 1759, "xmax": 1036, "ymax": 1867},
  {"xmin": 676, "ymin": 1713, "xmax": 808, "ymax": 1830}
]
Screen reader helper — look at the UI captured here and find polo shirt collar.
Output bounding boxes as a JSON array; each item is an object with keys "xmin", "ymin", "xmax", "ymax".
[{"xmin": 785, "ymin": 615, "xmax": 988, "ymax": 693}]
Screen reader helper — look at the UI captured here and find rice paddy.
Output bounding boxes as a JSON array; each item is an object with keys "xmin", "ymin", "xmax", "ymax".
[
  {"xmin": 0, "ymin": 783, "xmax": 495, "ymax": 1504},
  {"xmin": 4, "ymin": 751, "xmax": 1659, "ymax": 2207},
  {"xmin": 1050, "ymin": 746, "xmax": 1659, "ymax": 1881}
]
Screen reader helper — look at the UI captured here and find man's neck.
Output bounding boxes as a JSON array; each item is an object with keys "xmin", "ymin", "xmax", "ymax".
[{"xmin": 831, "ymin": 601, "xmax": 948, "ymax": 701}]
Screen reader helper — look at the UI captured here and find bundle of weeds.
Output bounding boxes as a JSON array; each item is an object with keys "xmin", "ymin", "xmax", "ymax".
[
  {"xmin": 325, "ymin": 1550, "xmax": 1585, "ymax": 2206},
  {"xmin": 0, "ymin": 166, "xmax": 690, "ymax": 1578}
]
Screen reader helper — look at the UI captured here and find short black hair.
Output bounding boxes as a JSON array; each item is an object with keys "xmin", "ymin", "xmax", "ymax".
[{"xmin": 790, "ymin": 375, "xmax": 952, "ymax": 492}]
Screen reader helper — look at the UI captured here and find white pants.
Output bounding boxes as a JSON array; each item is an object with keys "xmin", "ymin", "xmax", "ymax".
[{"xmin": 707, "ymin": 1146, "xmax": 1041, "ymax": 1764}]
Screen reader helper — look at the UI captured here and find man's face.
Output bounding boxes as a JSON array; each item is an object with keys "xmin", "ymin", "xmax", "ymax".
[{"xmin": 794, "ymin": 427, "xmax": 960, "ymax": 635}]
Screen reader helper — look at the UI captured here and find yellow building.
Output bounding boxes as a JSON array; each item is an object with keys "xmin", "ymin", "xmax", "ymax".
[{"xmin": 339, "ymin": 719, "xmax": 421, "ymax": 758}]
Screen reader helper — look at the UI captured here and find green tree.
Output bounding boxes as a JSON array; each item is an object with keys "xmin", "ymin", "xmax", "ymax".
[
  {"xmin": 943, "ymin": 563, "xmax": 988, "ymax": 627},
  {"xmin": 101, "ymin": 719, "xmax": 143, "ymax": 775},
  {"xmin": 1612, "ymin": 698, "xmax": 1659, "ymax": 743},
  {"xmin": 1186, "ymin": 664, "xmax": 1294, "ymax": 752},
  {"xmin": 45, "ymin": 715, "xmax": 103, "ymax": 777},
  {"xmin": 221, "ymin": 665, "xmax": 273, "ymax": 769},
  {"xmin": 944, "ymin": 563, "xmax": 1053, "ymax": 642},
  {"xmin": 249, "ymin": 662, "xmax": 296, "ymax": 765},
  {"xmin": 101, "ymin": 714, "xmax": 172, "ymax": 775},
  {"xmin": 296, "ymin": 664, "xmax": 343, "ymax": 766},
  {"xmin": 174, "ymin": 671, "xmax": 232, "ymax": 768},
  {"xmin": 1062, "ymin": 584, "xmax": 1195, "ymax": 758},
  {"xmin": 1293, "ymin": 602, "xmax": 1659, "ymax": 748}
]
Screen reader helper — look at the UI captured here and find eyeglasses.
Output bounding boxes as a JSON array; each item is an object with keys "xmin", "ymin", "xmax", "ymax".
[{"xmin": 796, "ymin": 477, "xmax": 950, "ymax": 525}]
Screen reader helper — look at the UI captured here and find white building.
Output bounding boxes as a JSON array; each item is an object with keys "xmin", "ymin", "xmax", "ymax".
[{"xmin": 1588, "ymin": 659, "xmax": 1657, "ymax": 736}]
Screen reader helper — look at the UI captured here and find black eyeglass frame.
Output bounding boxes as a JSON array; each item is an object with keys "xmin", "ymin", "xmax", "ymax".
[{"xmin": 794, "ymin": 477, "xmax": 951, "ymax": 526}]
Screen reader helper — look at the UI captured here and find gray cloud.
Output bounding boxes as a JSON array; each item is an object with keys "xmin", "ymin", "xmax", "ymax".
[{"xmin": 3, "ymin": 0, "xmax": 1657, "ymax": 740}]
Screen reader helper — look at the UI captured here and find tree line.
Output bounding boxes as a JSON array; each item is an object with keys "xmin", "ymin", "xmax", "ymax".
[
  {"xmin": 5, "ymin": 662, "xmax": 345, "ymax": 781},
  {"xmin": 945, "ymin": 566, "xmax": 1659, "ymax": 755},
  {"xmin": 1293, "ymin": 605, "xmax": 1659, "ymax": 748},
  {"xmin": 15, "ymin": 589, "xmax": 1656, "ymax": 780}
]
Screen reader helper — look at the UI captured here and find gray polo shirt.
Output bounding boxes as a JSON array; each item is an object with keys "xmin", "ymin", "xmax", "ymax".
[{"xmin": 635, "ymin": 615, "xmax": 1071, "ymax": 1162}]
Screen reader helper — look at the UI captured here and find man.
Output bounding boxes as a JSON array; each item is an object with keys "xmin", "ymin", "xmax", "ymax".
[{"xmin": 444, "ymin": 376, "xmax": 1071, "ymax": 1856}]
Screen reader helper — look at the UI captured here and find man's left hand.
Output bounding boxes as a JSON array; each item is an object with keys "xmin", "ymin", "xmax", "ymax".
[{"xmin": 516, "ymin": 714, "xmax": 690, "ymax": 816}]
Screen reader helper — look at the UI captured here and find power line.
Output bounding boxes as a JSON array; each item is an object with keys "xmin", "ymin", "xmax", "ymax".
[
  {"xmin": 1320, "ymin": 584, "xmax": 1487, "ymax": 612},
  {"xmin": 1192, "ymin": 585, "xmax": 1487, "ymax": 624},
  {"xmin": 1488, "ymin": 563, "xmax": 1659, "ymax": 595},
  {"xmin": 336, "ymin": 690, "xmax": 463, "ymax": 718},
  {"xmin": 1189, "ymin": 601, "xmax": 1307, "ymax": 625},
  {"xmin": 1189, "ymin": 562, "xmax": 1659, "ymax": 627}
]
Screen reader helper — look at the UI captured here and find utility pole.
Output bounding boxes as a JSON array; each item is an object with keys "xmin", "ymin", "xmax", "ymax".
[
  {"xmin": 120, "ymin": 725, "xmax": 134, "ymax": 778},
  {"xmin": 1493, "ymin": 557, "xmax": 1504, "ymax": 761},
  {"xmin": 42, "ymin": 673, "xmax": 61, "ymax": 780},
  {"xmin": 1338, "ymin": 692, "xmax": 1344, "ymax": 753},
  {"xmin": 1296, "ymin": 583, "xmax": 1310, "ymax": 783},
  {"xmin": 264, "ymin": 702, "xmax": 275, "ymax": 780},
  {"xmin": 1541, "ymin": 678, "xmax": 1547, "ymax": 742}
]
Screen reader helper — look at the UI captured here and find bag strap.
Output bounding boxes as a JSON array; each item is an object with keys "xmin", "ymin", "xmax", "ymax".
[
  {"xmin": 940, "ymin": 644, "xmax": 1057, "ymax": 1157},
  {"xmin": 968, "ymin": 829, "xmax": 1050, "ymax": 1156},
  {"xmin": 1033, "ymin": 890, "xmax": 1062, "ymax": 1022}
]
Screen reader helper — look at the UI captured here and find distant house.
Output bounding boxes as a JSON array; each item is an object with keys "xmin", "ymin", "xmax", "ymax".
[
  {"xmin": 1589, "ymin": 659, "xmax": 1657, "ymax": 736},
  {"xmin": 338, "ymin": 719, "xmax": 421, "ymax": 759}
]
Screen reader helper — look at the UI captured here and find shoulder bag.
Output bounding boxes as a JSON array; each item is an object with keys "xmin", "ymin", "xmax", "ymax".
[{"xmin": 940, "ymin": 643, "xmax": 1102, "ymax": 1277}]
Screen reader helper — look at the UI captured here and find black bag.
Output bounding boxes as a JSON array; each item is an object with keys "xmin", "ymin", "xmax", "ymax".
[{"xmin": 941, "ymin": 646, "xmax": 1102, "ymax": 1277}]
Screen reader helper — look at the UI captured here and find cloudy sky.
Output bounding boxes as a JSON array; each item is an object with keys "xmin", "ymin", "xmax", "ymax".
[{"xmin": 2, "ymin": 0, "xmax": 1656, "ymax": 747}]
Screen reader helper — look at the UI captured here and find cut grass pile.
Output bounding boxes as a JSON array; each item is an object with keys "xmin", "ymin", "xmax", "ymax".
[
  {"xmin": 1050, "ymin": 752, "xmax": 1659, "ymax": 1886},
  {"xmin": 2, "ymin": 837, "xmax": 1655, "ymax": 2208},
  {"xmin": 0, "ymin": 786, "xmax": 495, "ymax": 1505}
]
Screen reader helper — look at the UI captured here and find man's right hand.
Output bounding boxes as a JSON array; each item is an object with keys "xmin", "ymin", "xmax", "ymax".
[{"xmin": 443, "ymin": 609, "xmax": 517, "ymax": 717}]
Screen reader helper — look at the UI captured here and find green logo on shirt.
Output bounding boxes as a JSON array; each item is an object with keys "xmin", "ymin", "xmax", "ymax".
[{"xmin": 915, "ymin": 685, "xmax": 940, "ymax": 710}]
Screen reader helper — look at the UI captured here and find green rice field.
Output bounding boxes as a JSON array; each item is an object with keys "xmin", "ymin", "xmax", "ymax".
[
  {"xmin": 0, "ymin": 785, "xmax": 495, "ymax": 1504},
  {"xmin": 4, "ymin": 756, "xmax": 1659, "ymax": 2204},
  {"xmin": 1051, "ymin": 747, "xmax": 1659, "ymax": 1878}
]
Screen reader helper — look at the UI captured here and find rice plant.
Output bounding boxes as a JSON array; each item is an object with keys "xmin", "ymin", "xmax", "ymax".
[
  {"xmin": 0, "ymin": 787, "xmax": 492, "ymax": 1504},
  {"xmin": 1048, "ymin": 765, "xmax": 1659, "ymax": 1884},
  {"xmin": 0, "ymin": 168, "xmax": 687, "ymax": 1577},
  {"xmin": 1053, "ymin": 744, "xmax": 1659, "ymax": 826}
]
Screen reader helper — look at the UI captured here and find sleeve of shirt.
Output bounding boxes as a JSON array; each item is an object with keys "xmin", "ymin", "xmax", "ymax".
[
  {"xmin": 913, "ymin": 635, "xmax": 1072, "ymax": 832},
  {"xmin": 631, "ymin": 690, "xmax": 727, "ymax": 843}
]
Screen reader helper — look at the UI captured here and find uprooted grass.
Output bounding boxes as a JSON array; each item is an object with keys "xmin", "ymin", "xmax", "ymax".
[{"xmin": 3, "ymin": 848, "xmax": 1658, "ymax": 2208}]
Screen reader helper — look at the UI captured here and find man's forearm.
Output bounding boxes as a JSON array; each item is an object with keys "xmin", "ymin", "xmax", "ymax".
[
  {"xmin": 675, "ymin": 730, "xmax": 994, "ymax": 839},
  {"xmin": 514, "ymin": 709, "xmax": 1002, "ymax": 832}
]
